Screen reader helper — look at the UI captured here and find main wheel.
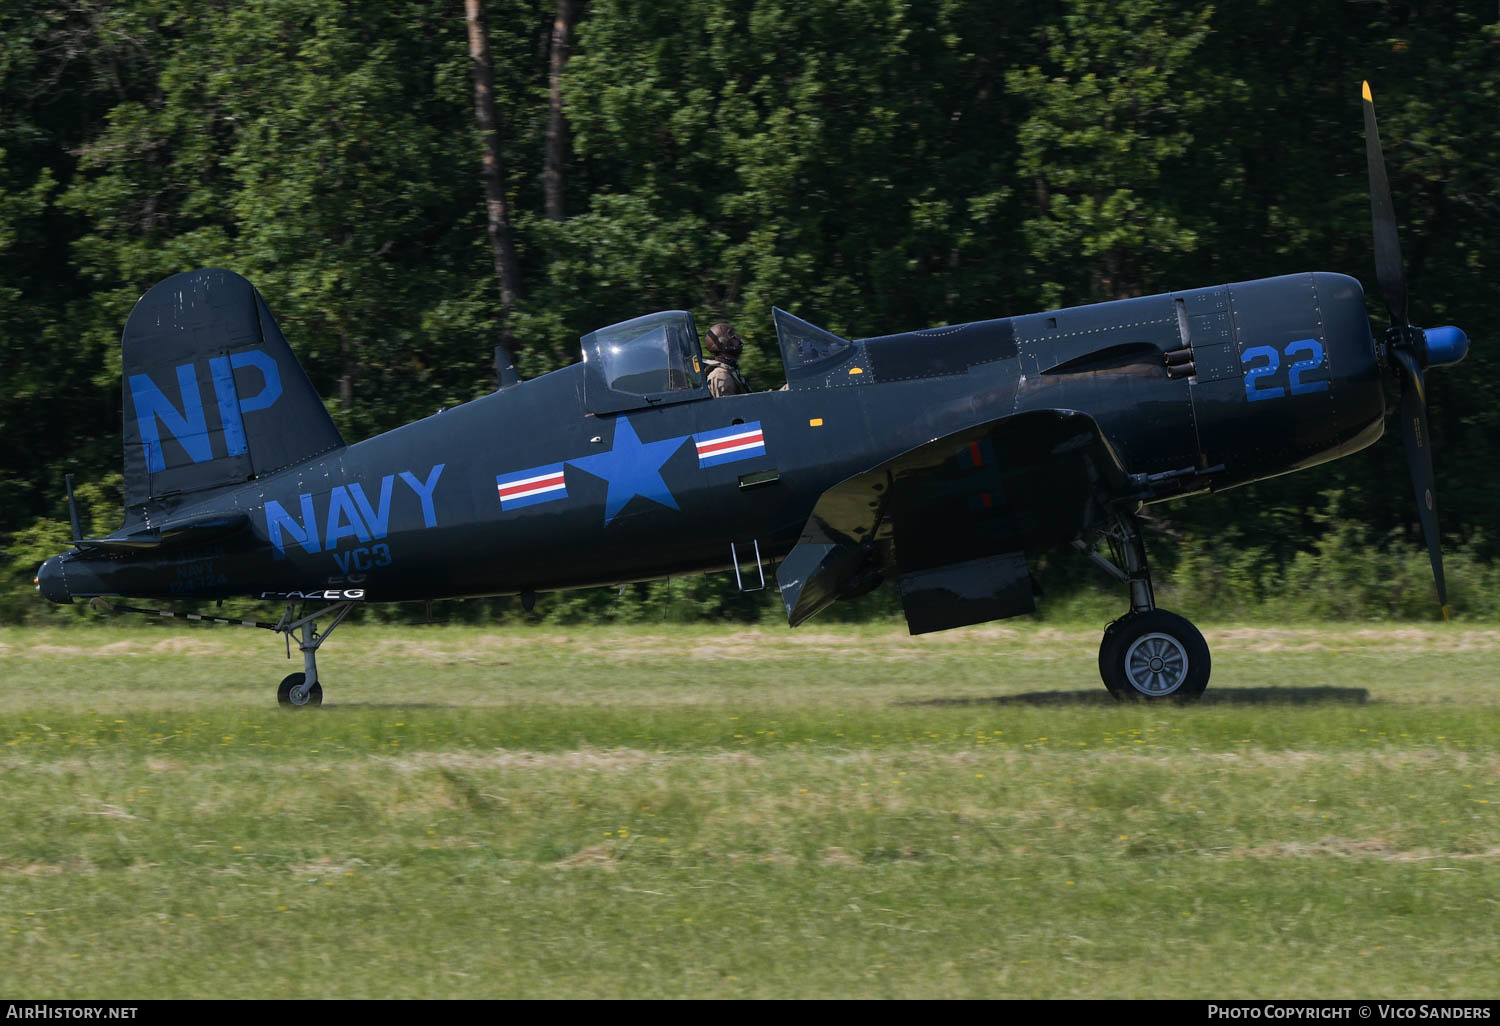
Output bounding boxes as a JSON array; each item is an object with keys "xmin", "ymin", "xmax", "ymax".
[
  {"xmin": 1098, "ymin": 611, "xmax": 1142, "ymax": 686},
  {"xmin": 277, "ymin": 672, "xmax": 323, "ymax": 707},
  {"xmin": 1098, "ymin": 609, "xmax": 1209, "ymax": 700}
]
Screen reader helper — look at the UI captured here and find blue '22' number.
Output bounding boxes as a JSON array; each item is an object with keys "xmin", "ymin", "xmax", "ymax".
[{"xmin": 1242, "ymin": 339, "xmax": 1328, "ymax": 402}]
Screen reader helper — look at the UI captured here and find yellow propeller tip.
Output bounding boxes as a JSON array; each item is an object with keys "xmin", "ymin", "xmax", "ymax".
[
  {"xmin": 1441, "ymin": 604, "xmax": 1451, "ymax": 622},
  {"xmin": 1362, "ymin": 81, "xmax": 1372, "ymax": 102}
]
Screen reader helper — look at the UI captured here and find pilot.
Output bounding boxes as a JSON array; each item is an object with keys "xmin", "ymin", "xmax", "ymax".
[{"xmin": 704, "ymin": 321, "xmax": 750, "ymax": 397}]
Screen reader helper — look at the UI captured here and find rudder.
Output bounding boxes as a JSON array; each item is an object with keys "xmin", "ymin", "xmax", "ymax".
[{"xmin": 121, "ymin": 268, "xmax": 344, "ymax": 507}]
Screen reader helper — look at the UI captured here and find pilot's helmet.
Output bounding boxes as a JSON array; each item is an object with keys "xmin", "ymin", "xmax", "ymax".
[{"xmin": 706, "ymin": 322, "xmax": 743, "ymax": 360}]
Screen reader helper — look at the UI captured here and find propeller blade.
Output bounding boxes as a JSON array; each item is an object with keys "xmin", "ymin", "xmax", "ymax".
[
  {"xmin": 1391, "ymin": 345, "xmax": 1448, "ymax": 616},
  {"xmin": 1363, "ymin": 81, "xmax": 1408, "ymax": 327}
]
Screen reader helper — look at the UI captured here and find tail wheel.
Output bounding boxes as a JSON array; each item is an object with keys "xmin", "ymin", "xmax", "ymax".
[
  {"xmin": 1099, "ymin": 609, "xmax": 1210, "ymax": 700},
  {"xmin": 277, "ymin": 672, "xmax": 323, "ymax": 708}
]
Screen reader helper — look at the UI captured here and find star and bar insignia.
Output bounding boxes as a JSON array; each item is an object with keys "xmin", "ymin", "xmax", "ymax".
[{"xmin": 495, "ymin": 416, "xmax": 768, "ymax": 525}]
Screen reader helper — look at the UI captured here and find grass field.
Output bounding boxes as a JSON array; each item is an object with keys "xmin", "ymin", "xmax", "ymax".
[{"xmin": 1, "ymin": 620, "xmax": 1497, "ymax": 998}]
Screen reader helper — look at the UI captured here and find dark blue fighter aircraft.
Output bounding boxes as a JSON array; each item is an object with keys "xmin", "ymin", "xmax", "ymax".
[{"xmin": 36, "ymin": 85, "xmax": 1469, "ymax": 704}]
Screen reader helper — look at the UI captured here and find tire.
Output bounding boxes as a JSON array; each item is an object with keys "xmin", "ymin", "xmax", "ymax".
[
  {"xmin": 277, "ymin": 672, "xmax": 323, "ymax": 707},
  {"xmin": 1098, "ymin": 611, "xmax": 1143, "ymax": 688},
  {"xmin": 1098, "ymin": 609, "xmax": 1209, "ymax": 700}
]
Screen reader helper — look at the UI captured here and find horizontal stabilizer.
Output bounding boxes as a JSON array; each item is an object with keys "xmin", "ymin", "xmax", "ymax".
[{"xmin": 79, "ymin": 511, "xmax": 250, "ymax": 552}]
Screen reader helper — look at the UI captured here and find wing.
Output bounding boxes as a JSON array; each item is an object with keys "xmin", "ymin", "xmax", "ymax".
[{"xmin": 776, "ymin": 410, "xmax": 1131, "ymax": 632}]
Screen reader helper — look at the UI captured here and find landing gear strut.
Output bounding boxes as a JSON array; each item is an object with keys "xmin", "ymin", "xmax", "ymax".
[
  {"xmin": 1076, "ymin": 511, "xmax": 1211, "ymax": 700},
  {"xmin": 272, "ymin": 601, "xmax": 353, "ymax": 708}
]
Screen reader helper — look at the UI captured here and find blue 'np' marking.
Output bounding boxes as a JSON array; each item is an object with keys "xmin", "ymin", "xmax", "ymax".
[
  {"xmin": 130, "ymin": 364, "xmax": 213, "ymax": 471},
  {"xmin": 208, "ymin": 357, "xmax": 246, "ymax": 458},
  {"xmin": 131, "ymin": 349, "xmax": 283, "ymax": 471}
]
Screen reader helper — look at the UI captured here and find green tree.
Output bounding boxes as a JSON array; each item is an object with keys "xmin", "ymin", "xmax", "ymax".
[
  {"xmin": 1005, "ymin": 0, "xmax": 1214, "ymax": 306},
  {"xmin": 529, "ymin": 0, "xmax": 1038, "ymax": 386},
  {"xmin": 58, "ymin": 1, "xmax": 515, "ymax": 443}
]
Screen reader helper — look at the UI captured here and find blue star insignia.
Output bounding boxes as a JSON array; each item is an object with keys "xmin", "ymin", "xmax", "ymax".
[{"xmin": 567, "ymin": 416, "xmax": 689, "ymax": 526}]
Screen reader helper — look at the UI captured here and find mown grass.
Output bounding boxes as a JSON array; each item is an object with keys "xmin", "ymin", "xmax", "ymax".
[{"xmin": 1, "ymin": 622, "xmax": 1496, "ymax": 998}]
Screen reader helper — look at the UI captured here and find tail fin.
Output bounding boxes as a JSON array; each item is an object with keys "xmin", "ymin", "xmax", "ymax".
[{"xmin": 121, "ymin": 269, "xmax": 344, "ymax": 507}]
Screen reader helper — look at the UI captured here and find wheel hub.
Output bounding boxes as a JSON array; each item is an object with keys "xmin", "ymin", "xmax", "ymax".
[{"xmin": 1123, "ymin": 632, "xmax": 1189, "ymax": 696}]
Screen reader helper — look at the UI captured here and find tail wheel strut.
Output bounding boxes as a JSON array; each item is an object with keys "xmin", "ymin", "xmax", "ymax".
[{"xmin": 272, "ymin": 601, "xmax": 353, "ymax": 708}]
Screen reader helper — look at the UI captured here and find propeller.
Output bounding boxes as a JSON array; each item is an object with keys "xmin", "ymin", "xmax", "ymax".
[{"xmin": 1361, "ymin": 81, "xmax": 1468, "ymax": 619}]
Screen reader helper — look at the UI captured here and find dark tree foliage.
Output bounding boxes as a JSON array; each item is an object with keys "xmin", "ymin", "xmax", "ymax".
[{"xmin": 2, "ymin": 0, "xmax": 1497, "ymax": 622}]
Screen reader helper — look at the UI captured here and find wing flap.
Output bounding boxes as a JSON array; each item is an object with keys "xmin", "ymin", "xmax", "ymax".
[{"xmin": 776, "ymin": 410, "xmax": 1130, "ymax": 629}]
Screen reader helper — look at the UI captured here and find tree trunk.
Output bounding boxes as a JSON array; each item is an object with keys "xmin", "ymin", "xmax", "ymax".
[
  {"xmin": 465, "ymin": 0, "xmax": 523, "ymax": 359},
  {"xmin": 544, "ymin": 0, "xmax": 576, "ymax": 222}
]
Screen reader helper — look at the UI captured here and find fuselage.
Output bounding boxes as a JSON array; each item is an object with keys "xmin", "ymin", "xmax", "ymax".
[{"xmin": 39, "ymin": 271, "xmax": 1384, "ymax": 606}]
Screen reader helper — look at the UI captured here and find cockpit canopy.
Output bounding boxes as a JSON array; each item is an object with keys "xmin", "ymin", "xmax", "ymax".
[
  {"xmin": 582, "ymin": 311, "xmax": 709, "ymax": 414},
  {"xmin": 774, "ymin": 307, "xmax": 853, "ymax": 374}
]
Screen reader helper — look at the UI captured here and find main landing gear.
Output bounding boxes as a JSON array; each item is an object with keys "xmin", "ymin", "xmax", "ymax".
[
  {"xmin": 272, "ymin": 601, "xmax": 354, "ymax": 708},
  {"xmin": 1075, "ymin": 512, "xmax": 1211, "ymax": 700}
]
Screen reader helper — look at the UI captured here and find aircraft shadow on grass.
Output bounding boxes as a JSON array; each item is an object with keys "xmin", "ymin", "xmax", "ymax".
[
  {"xmin": 311, "ymin": 702, "xmax": 460, "ymax": 710},
  {"xmin": 907, "ymin": 686, "xmax": 1370, "ymax": 708}
]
